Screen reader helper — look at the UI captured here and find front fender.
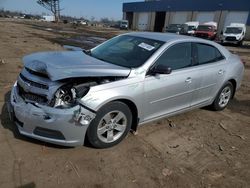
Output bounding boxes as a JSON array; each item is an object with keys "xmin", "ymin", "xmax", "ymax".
[{"xmin": 79, "ymin": 80, "xmax": 144, "ymax": 119}]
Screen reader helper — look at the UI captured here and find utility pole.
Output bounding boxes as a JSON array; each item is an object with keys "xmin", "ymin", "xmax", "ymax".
[{"xmin": 37, "ymin": 0, "xmax": 61, "ymax": 23}]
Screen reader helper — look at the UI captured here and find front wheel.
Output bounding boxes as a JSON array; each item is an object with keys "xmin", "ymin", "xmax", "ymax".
[
  {"xmin": 237, "ymin": 40, "xmax": 243, "ymax": 46},
  {"xmin": 86, "ymin": 101, "xmax": 132, "ymax": 148},
  {"xmin": 211, "ymin": 82, "xmax": 234, "ymax": 111}
]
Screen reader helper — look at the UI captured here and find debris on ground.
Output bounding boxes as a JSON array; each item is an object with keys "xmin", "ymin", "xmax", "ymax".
[
  {"xmin": 162, "ymin": 168, "xmax": 173, "ymax": 177},
  {"xmin": 219, "ymin": 122, "xmax": 227, "ymax": 130},
  {"xmin": 167, "ymin": 119, "xmax": 176, "ymax": 128},
  {"xmin": 231, "ymin": 134, "xmax": 246, "ymax": 140},
  {"xmin": 179, "ymin": 167, "xmax": 185, "ymax": 174},
  {"xmin": 218, "ymin": 145, "xmax": 224, "ymax": 151},
  {"xmin": 66, "ymin": 161, "xmax": 80, "ymax": 178},
  {"xmin": 219, "ymin": 122, "xmax": 246, "ymax": 140},
  {"xmin": 0, "ymin": 59, "xmax": 6, "ymax": 64},
  {"xmin": 169, "ymin": 145, "xmax": 180, "ymax": 149}
]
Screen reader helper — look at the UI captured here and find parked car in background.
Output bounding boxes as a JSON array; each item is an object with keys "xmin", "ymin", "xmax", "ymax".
[
  {"xmin": 185, "ymin": 21, "xmax": 199, "ymax": 35},
  {"xmin": 179, "ymin": 24, "xmax": 189, "ymax": 35},
  {"xmin": 221, "ymin": 23, "xmax": 246, "ymax": 46},
  {"xmin": 8, "ymin": 32, "xmax": 244, "ymax": 148},
  {"xmin": 42, "ymin": 15, "xmax": 55, "ymax": 22},
  {"xmin": 78, "ymin": 20, "xmax": 87, "ymax": 25},
  {"xmin": 195, "ymin": 22, "xmax": 217, "ymax": 40},
  {"xmin": 165, "ymin": 24, "xmax": 182, "ymax": 34},
  {"xmin": 165, "ymin": 24, "xmax": 188, "ymax": 35},
  {"xmin": 119, "ymin": 20, "xmax": 129, "ymax": 30}
]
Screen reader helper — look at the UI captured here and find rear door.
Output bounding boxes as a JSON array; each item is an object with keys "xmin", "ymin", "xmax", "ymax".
[{"xmin": 190, "ymin": 43, "xmax": 227, "ymax": 106}]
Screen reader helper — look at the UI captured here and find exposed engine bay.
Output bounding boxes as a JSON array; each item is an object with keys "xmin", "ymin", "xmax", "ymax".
[
  {"xmin": 17, "ymin": 73, "xmax": 125, "ymax": 109},
  {"xmin": 51, "ymin": 78, "xmax": 118, "ymax": 108}
]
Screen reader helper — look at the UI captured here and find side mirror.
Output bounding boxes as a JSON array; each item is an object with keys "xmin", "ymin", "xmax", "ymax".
[{"xmin": 150, "ymin": 64, "xmax": 172, "ymax": 75}]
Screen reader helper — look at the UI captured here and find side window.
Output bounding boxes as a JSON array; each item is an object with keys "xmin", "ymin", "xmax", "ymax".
[
  {"xmin": 196, "ymin": 43, "xmax": 224, "ymax": 65},
  {"xmin": 155, "ymin": 42, "xmax": 192, "ymax": 70}
]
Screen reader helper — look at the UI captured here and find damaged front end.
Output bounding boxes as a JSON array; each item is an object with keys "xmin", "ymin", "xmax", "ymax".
[
  {"xmin": 8, "ymin": 51, "xmax": 130, "ymax": 146},
  {"xmin": 9, "ymin": 81, "xmax": 96, "ymax": 146}
]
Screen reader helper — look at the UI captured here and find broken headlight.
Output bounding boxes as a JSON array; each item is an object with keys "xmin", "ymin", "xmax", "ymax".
[{"xmin": 52, "ymin": 82, "xmax": 96, "ymax": 109}]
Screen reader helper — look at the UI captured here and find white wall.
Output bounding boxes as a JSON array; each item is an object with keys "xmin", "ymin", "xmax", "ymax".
[
  {"xmin": 196, "ymin": 12, "xmax": 215, "ymax": 23},
  {"xmin": 171, "ymin": 12, "xmax": 188, "ymax": 24},
  {"xmin": 224, "ymin": 11, "xmax": 249, "ymax": 28}
]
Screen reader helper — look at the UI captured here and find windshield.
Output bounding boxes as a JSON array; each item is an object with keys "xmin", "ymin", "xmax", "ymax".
[
  {"xmin": 225, "ymin": 27, "xmax": 243, "ymax": 34},
  {"xmin": 121, "ymin": 22, "xmax": 128, "ymax": 25},
  {"xmin": 167, "ymin": 24, "xmax": 181, "ymax": 31},
  {"xmin": 180, "ymin": 24, "xmax": 188, "ymax": 32},
  {"xmin": 188, "ymin": 26, "xmax": 196, "ymax": 31},
  {"xmin": 197, "ymin": 25, "xmax": 213, "ymax": 31},
  {"xmin": 91, "ymin": 35, "xmax": 164, "ymax": 68}
]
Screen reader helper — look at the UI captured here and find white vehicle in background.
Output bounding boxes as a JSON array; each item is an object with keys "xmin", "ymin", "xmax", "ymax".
[
  {"xmin": 78, "ymin": 20, "xmax": 87, "ymax": 25},
  {"xmin": 120, "ymin": 20, "xmax": 129, "ymax": 29},
  {"xmin": 221, "ymin": 23, "xmax": 246, "ymax": 46},
  {"xmin": 185, "ymin": 21, "xmax": 199, "ymax": 35},
  {"xmin": 42, "ymin": 15, "xmax": 55, "ymax": 22}
]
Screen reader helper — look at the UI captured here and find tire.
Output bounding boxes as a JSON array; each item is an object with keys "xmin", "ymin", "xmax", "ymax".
[
  {"xmin": 211, "ymin": 82, "xmax": 234, "ymax": 111},
  {"xmin": 237, "ymin": 40, "xmax": 243, "ymax": 46},
  {"xmin": 87, "ymin": 101, "xmax": 132, "ymax": 148}
]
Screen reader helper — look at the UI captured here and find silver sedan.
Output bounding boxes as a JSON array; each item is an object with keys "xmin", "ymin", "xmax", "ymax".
[{"xmin": 8, "ymin": 32, "xmax": 245, "ymax": 148}]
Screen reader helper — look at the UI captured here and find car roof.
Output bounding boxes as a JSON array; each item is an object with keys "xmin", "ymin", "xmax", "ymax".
[
  {"xmin": 123, "ymin": 32, "xmax": 231, "ymax": 58},
  {"xmin": 125, "ymin": 32, "xmax": 199, "ymax": 42}
]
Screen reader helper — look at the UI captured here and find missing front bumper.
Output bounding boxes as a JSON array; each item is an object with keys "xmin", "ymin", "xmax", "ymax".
[{"xmin": 9, "ymin": 83, "xmax": 96, "ymax": 147}]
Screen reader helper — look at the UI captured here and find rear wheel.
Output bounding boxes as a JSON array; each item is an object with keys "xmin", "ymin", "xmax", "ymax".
[
  {"xmin": 211, "ymin": 82, "xmax": 233, "ymax": 111},
  {"xmin": 87, "ymin": 101, "xmax": 132, "ymax": 148}
]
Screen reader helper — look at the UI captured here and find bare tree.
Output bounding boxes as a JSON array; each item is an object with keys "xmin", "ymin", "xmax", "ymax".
[{"xmin": 37, "ymin": 0, "xmax": 61, "ymax": 22}]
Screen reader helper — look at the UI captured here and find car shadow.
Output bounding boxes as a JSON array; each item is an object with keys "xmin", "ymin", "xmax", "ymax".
[
  {"xmin": 227, "ymin": 98, "xmax": 250, "ymax": 116},
  {"xmin": 0, "ymin": 91, "xmax": 72, "ymax": 149}
]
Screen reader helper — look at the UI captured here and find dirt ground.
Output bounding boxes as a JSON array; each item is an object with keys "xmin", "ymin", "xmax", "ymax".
[{"xmin": 0, "ymin": 19, "xmax": 250, "ymax": 188}]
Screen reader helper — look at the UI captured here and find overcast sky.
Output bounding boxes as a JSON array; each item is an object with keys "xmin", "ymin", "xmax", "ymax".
[{"xmin": 0, "ymin": 0, "xmax": 142, "ymax": 20}]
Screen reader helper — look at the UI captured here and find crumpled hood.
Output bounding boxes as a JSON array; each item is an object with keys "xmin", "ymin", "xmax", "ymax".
[{"xmin": 23, "ymin": 51, "xmax": 131, "ymax": 81}]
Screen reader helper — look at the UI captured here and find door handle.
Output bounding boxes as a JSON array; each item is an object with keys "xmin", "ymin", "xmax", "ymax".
[
  {"xmin": 185, "ymin": 77, "xmax": 192, "ymax": 83},
  {"xmin": 218, "ymin": 70, "xmax": 224, "ymax": 75}
]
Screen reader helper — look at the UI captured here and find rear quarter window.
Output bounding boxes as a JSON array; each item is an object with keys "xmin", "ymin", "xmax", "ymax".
[{"xmin": 195, "ymin": 43, "xmax": 224, "ymax": 65}]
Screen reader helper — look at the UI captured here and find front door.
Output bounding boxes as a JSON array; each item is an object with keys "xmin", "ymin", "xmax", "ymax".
[{"xmin": 143, "ymin": 42, "xmax": 196, "ymax": 122}]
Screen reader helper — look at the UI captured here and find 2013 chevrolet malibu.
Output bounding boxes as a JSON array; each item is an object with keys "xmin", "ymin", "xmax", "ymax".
[{"xmin": 8, "ymin": 32, "xmax": 244, "ymax": 148}]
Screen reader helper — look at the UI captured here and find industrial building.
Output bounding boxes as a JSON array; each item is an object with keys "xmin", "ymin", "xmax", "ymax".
[{"xmin": 123, "ymin": 0, "xmax": 250, "ymax": 39}]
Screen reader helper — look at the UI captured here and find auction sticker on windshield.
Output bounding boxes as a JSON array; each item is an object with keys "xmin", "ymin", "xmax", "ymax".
[{"xmin": 138, "ymin": 42, "xmax": 155, "ymax": 51}]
